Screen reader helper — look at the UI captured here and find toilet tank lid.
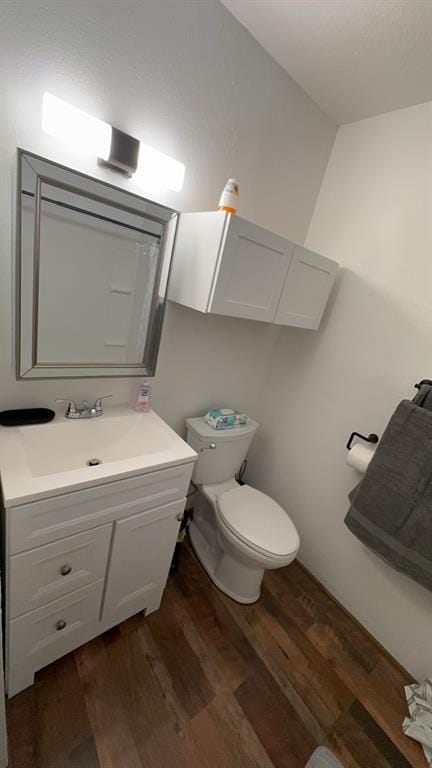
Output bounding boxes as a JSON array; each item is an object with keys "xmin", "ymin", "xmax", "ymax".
[{"xmin": 186, "ymin": 416, "xmax": 259, "ymax": 442}]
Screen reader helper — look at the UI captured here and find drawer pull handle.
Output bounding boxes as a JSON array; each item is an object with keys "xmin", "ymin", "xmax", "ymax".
[
  {"xmin": 60, "ymin": 564, "xmax": 72, "ymax": 576},
  {"xmin": 56, "ymin": 620, "xmax": 67, "ymax": 631}
]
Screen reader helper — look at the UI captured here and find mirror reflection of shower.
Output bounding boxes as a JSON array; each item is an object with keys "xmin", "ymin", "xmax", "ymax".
[{"xmin": 17, "ymin": 151, "xmax": 178, "ymax": 379}]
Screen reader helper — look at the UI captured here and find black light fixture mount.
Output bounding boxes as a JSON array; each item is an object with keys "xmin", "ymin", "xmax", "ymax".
[{"xmin": 97, "ymin": 127, "xmax": 140, "ymax": 178}]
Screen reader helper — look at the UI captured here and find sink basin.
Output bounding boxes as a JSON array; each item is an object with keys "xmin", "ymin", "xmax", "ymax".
[
  {"xmin": 0, "ymin": 406, "xmax": 197, "ymax": 506},
  {"xmin": 21, "ymin": 411, "xmax": 173, "ymax": 476}
]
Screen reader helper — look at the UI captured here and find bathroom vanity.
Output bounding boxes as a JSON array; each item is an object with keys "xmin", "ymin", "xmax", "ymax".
[
  {"xmin": 3, "ymin": 148, "xmax": 200, "ymax": 698},
  {"xmin": 0, "ymin": 408, "xmax": 196, "ymax": 696},
  {"xmin": 0, "ymin": 592, "xmax": 6, "ymax": 766}
]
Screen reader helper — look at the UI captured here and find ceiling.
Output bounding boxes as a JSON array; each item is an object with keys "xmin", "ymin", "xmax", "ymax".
[{"xmin": 221, "ymin": 0, "xmax": 432, "ymax": 125}]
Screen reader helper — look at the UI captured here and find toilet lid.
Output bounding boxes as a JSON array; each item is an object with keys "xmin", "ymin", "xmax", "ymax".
[{"xmin": 217, "ymin": 485, "xmax": 299, "ymax": 558}]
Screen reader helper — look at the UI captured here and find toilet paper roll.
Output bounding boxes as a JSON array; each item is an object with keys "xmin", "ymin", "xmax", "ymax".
[{"xmin": 346, "ymin": 442, "xmax": 377, "ymax": 474}]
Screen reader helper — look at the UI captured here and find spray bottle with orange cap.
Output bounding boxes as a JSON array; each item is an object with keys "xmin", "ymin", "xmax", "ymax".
[{"xmin": 218, "ymin": 178, "xmax": 239, "ymax": 214}]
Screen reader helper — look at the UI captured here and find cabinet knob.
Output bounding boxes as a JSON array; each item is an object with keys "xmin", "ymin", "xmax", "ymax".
[
  {"xmin": 56, "ymin": 620, "xmax": 67, "ymax": 631},
  {"xmin": 60, "ymin": 564, "xmax": 72, "ymax": 576}
]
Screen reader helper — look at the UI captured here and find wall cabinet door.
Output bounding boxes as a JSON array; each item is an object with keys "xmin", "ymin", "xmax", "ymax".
[
  {"xmin": 274, "ymin": 246, "xmax": 338, "ymax": 329},
  {"xmin": 101, "ymin": 500, "xmax": 183, "ymax": 626},
  {"xmin": 209, "ymin": 216, "xmax": 294, "ymax": 322}
]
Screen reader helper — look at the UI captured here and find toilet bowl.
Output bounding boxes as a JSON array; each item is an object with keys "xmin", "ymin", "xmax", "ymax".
[{"xmin": 186, "ymin": 417, "xmax": 300, "ymax": 603}]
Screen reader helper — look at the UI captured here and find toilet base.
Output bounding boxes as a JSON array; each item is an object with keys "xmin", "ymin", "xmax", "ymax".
[{"xmin": 189, "ymin": 521, "xmax": 262, "ymax": 604}]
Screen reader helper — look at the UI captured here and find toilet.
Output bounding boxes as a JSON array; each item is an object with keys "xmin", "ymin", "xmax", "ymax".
[{"xmin": 186, "ymin": 416, "xmax": 300, "ymax": 603}]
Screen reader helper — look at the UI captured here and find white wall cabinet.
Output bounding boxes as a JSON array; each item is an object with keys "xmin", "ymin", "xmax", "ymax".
[
  {"xmin": 5, "ymin": 462, "xmax": 193, "ymax": 697},
  {"xmin": 169, "ymin": 211, "xmax": 338, "ymax": 330}
]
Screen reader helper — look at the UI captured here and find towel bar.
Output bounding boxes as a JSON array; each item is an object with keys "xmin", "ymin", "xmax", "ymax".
[{"xmin": 415, "ymin": 379, "xmax": 432, "ymax": 390}]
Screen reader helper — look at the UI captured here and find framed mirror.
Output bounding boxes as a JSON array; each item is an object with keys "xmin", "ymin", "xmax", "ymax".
[{"xmin": 16, "ymin": 150, "xmax": 178, "ymax": 379}]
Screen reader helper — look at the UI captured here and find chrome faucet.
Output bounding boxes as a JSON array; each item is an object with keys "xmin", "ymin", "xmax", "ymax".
[{"xmin": 55, "ymin": 395, "xmax": 112, "ymax": 419}]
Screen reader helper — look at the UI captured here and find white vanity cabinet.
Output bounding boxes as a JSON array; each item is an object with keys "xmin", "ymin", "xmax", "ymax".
[
  {"xmin": 5, "ymin": 461, "xmax": 193, "ymax": 697},
  {"xmin": 0, "ymin": 591, "xmax": 7, "ymax": 768},
  {"xmin": 169, "ymin": 211, "xmax": 338, "ymax": 329}
]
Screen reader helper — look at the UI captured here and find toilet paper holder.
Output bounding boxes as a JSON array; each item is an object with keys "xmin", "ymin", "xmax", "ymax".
[{"xmin": 346, "ymin": 431, "xmax": 379, "ymax": 451}]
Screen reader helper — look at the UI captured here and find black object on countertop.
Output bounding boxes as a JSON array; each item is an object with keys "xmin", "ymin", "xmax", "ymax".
[{"xmin": 0, "ymin": 408, "xmax": 55, "ymax": 427}]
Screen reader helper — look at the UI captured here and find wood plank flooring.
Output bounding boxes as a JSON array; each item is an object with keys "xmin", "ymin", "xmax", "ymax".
[{"xmin": 6, "ymin": 544, "xmax": 426, "ymax": 768}]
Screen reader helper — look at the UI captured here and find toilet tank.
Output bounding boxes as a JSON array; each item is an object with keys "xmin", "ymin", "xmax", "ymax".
[{"xmin": 186, "ymin": 417, "xmax": 259, "ymax": 484}]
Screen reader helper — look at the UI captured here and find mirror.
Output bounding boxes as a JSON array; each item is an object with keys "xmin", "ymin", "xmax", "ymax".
[{"xmin": 16, "ymin": 150, "xmax": 178, "ymax": 378}]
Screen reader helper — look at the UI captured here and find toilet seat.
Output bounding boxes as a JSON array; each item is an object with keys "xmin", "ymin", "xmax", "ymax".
[{"xmin": 217, "ymin": 484, "xmax": 299, "ymax": 559}]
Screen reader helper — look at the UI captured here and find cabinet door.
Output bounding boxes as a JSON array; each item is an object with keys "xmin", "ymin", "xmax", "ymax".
[
  {"xmin": 274, "ymin": 246, "xmax": 338, "ymax": 329},
  {"xmin": 209, "ymin": 216, "xmax": 294, "ymax": 322},
  {"xmin": 169, "ymin": 212, "xmax": 227, "ymax": 313},
  {"xmin": 101, "ymin": 500, "xmax": 183, "ymax": 626}
]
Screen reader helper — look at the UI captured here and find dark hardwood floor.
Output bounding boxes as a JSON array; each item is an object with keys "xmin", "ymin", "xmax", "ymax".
[{"xmin": 6, "ymin": 543, "xmax": 425, "ymax": 768}]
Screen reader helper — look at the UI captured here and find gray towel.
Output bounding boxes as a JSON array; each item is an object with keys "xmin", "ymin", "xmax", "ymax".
[{"xmin": 345, "ymin": 399, "xmax": 432, "ymax": 592}]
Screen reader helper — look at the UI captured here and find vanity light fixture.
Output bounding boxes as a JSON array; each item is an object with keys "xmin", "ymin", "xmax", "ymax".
[{"xmin": 42, "ymin": 93, "xmax": 185, "ymax": 191}]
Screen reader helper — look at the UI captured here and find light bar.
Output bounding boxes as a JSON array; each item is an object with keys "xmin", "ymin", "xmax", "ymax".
[
  {"xmin": 42, "ymin": 93, "xmax": 112, "ymax": 162},
  {"xmin": 137, "ymin": 143, "xmax": 185, "ymax": 193},
  {"xmin": 42, "ymin": 93, "xmax": 185, "ymax": 191}
]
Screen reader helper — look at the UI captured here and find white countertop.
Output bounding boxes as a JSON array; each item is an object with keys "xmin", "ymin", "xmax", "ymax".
[{"xmin": 0, "ymin": 406, "xmax": 197, "ymax": 507}]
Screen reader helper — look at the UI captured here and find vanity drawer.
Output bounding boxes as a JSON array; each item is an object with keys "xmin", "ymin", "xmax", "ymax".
[
  {"xmin": 9, "ymin": 524, "xmax": 112, "ymax": 619},
  {"xmin": 8, "ymin": 580, "xmax": 104, "ymax": 696},
  {"xmin": 9, "ymin": 463, "xmax": 193, "ymax": 554}
]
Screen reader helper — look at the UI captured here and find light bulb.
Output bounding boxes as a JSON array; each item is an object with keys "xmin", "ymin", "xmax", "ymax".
[
  {"xmin": 42, "ymin": 93, "xmax": 112, "ymax": 160},
  {"xmin": 137, "ymin": 143, "xmax": 185, "ymax": 192}
]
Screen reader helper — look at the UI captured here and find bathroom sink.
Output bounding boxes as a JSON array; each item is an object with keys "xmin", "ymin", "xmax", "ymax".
[
  {"xmin": 0, "ymin": 406, "xmax": 196, "ymax": 506},
  {"xmin": 19, "ymin": 411, "xmax": 173, "ymax": 476}
]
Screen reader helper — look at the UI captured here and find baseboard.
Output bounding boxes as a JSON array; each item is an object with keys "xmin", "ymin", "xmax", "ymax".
[{"xmin": 295, "ymin": 559, "xmax": 414, "ymax": 681}]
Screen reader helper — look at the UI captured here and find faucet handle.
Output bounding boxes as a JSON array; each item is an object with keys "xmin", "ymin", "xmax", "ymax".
[
  {"xmin": 55, "ymin": 398, "xmax": 78, "ymax": 415},
  {"xmin": 93, "ymin": 394, "xmax": 113, "ymax": 411}
]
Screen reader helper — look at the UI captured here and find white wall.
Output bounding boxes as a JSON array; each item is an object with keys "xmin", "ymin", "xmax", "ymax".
[
  {"xmin": 247, "ymin": 102, "xmax": 432, "ymax": 679},
  {"xmin": 0, "ymin": 0, "xmax": 335, "ymax": 430}
]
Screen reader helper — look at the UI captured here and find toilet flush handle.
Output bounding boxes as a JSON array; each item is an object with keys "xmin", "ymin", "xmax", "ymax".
[{"xmin": 200, "ymin": 442, "xmax": 216, "ymax": 452}]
